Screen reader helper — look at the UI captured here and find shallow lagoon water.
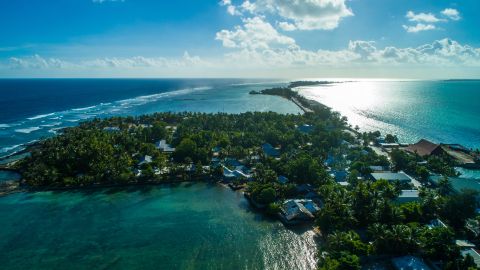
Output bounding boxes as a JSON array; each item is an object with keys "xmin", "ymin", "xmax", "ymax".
[{"xmin": 0, "ymin": 183, "xmax": 317, "ymax": 270}]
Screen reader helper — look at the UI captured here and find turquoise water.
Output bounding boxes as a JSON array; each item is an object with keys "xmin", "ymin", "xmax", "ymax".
[
  {"xmin": 0, "ymin": 183, "xmax": 317, "ymax": 270},
  {"xmin": 0, "ymin": 80, "xmax": 300, "ymax": 158},
  {"xmin": 297, "ymin": 80, "xmax": 480, "ymax": 148}
]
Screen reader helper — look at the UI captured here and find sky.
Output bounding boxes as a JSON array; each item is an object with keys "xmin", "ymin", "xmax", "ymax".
[{"xmin": 0, "ymin": 0, "xmax": 479, "ymax": 78}]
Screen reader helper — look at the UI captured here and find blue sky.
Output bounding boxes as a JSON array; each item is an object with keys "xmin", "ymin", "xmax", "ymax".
[{"xmin": 0, "ymin": 0, "xmax": 479, "ymax": 78}]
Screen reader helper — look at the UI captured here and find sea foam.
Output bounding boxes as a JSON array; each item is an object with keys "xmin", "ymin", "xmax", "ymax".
[
  {"xmin": 15, "ymin": 127, "xmax": 41, "ymax": 134},
  {"xmin": 27, "ymin": 113, "xmax": 55, "ymax": 120}
]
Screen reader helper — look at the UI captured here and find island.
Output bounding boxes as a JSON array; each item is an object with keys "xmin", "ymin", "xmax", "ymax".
[{"xmin": 3, "ymin": 81, "xmax": 480, "ymax": 270}]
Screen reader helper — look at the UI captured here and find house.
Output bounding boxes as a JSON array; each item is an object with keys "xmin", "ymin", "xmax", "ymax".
[
  {"xmin": 224, "ymin": 158, "xmax": 242, "ymax": 167},
  {"xmin": 456, "ymin": 240, "xmax": 476, "ymax": 249},
  {"xmin": 406, "ymin": 140, "xmax": 477, "ymax": 168},
  {"xmin": 138, "ymin": 155, "xmax": 153, "ymax": 166},
  {"xmin": 262, "ymin": 143, "xmax": 280, "ymax": 158},
  {"xmin": 369, "ymin": 171, "xmax": 414, "ymax": 184},
  {"xmin": 279, "ymin": 199, "xmax": 319, "ymax": 224},
  {"xmin": 324, "ymin": 154, "xmax": 336, "ymax": 167},
  {"xmin": 329, "ymin": 169, "xmax": 348, "ymax": 182},
  {"xmin": 278, "ymin": 175, "xmax": 289, "ymax": 184},
  {"xmin": 376, "ymin": 137, "xmax": 386, "ymax": 145},
  {"xmin": 428, "ymin": 219, "xmax": 448, "ymax": 229},
  {"xmin": 369, "ymin": 166, "xmax": 389, "ymax": 172},
  {"xmin": 156, "ymin": 140, "xmax": 175, "ymax": 153},
  {"xmin": 212, "ymin": 146, "xmax": 221, "ymax": 157},
  {"xmin": 466, "ymin": 218, "xmax": 480, "ymax": 237},
  {"xmin": 405, "ymin": 139, "xmax": 443, "ymax": 157},
  {"xmin": 429, "ymin": 175, "xmax": 480, "ymax": 195},
  {"xmin": 391, "ymin": 256, "xmax": 432, "ymax": 270},
  {"xmin": 396, "ymin": 190, "xmax": 420, "ymax": 204},
  {"xmin": 297, "ymin": 124, "xmax": 314, "ymax": 133},
  {"xmin": 461, "ymin": 249, "xmax": 480, "ymax": 268},
  {"xmin": 103, "ymin": 126, "xmax": 120, "ymax": 132},
  {"xmin": 380, "ymin": 143, "xmax": 400, "ymax": 149},
  {"xmin": 222, "ymin": 165, "xmax": 251, "ymax": 182},
  {"xmin": 211, "ymin": 157, "xmax": 221, "ymax": 167}
]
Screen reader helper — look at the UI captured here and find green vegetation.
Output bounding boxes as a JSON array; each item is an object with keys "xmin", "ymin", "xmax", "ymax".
[{"xmin": 15, "ymin": 82, "xmax": 480, "ymax": 269}]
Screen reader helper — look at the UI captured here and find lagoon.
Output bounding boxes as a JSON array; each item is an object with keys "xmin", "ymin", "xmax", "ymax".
[{"xmin": 0, "ymin": 183, "xmax": 317, "ymax": 270}]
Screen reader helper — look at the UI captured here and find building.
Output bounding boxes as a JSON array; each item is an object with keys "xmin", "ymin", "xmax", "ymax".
[
  {"xmin": 222, "ymin": 165, "xmax": 251, "ymax": 182},
  {"xmin": 406, "ymin": 140, "xmax": 478, "ymax": 168},
  {"xmin": 297, "ymin": 124, "xmax": 314, "ymax": 134},
  {"xmin": 369, "ymin": 166, "xmax": 390, "ymax": 172},
  {"xmin": 428, "ymin": 219, "xmax": 448, "ymax": 229},
  {"xmin": 279, "ymin": 199, "xmax": 320, "ymax": 225},
  {"xmin": 262, "ymin": 143, "xmax": 280, "ymax": 158},
  {"xmin": 369, "ymin": 171, "xmax": 414, "ymax": 184},
  {"xmin": 329, "ymin": 169, "xmax": 348, "ymax": 182},
  {"xmin": 380, "ymin": 143, "xmax": 400, "ymax": 149},
  {"xmin": 138, "ymin": 155, "xmax": 153, "ymax": 166},
  {"xmin": 456, "ymin": 240, "xmax": 476, "ymax": 249},
  {"xmin": 156, "ymin": 140, "xmax": 175, "ymax": 153},
  {"xmin": 405, "ymin": 139, "xmax": 443, "ymax": 157},
  {"xmin": 429, "ymin": 175, "xmax": 480, "ymax": 194},
  {"xmin": 103, "ymin": 126, "xmax": 120, "ymax": 132},
  {"xmin": 212, "ymin": 146, "xmax": 221, "ymax": 157},
  {"xmin": 391, "ymin": 256, "xmax": 432, "ymax": 270},
  {"xmin": 461, "ymin": 249, "xmax": 480, "ymax": 268},
  {"xmin": 278, "ymin": 175, "xmax": 289, "ymax": 184},
  {"xmin": 396, "ymin": 190, "xmax": 420, "ymax": 204}
]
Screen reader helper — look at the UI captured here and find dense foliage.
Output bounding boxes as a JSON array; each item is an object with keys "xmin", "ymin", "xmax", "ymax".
[{"xmin": 16, "ymin": 85, "xmax": 480, "ymax": 269}]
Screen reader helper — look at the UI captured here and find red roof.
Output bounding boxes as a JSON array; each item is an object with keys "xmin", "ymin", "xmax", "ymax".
[{"xmin": 405, "ymin": 139, "xmax": 440, "ymax": 156}]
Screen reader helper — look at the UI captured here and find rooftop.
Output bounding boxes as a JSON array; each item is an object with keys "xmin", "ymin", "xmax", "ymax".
[
  {"xmin": 262, "ymin": 143, "xmax": 280, "ymax": 158},
  {"xmin": 370, "ymin": 172, "xmax": 413, "ymax": 182},
  {"xmin": 156, "ymin": 140, "xmax": 175, "ymax": 152},
  {"xmin": 405, "ymin": 139, "xmax": 440, "ymax": 157},
  {"xmin": 430, "ymin": 175, "xmax": 480, "ymax": 193},
  {"xmin": 461, "ymin": 249, "xmax": 480, "ymax": 268}
]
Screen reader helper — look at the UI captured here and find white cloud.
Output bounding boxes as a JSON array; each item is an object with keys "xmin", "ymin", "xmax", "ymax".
[
  {"xmin": 441, "ymin": 8, "xmax": 461, "ymax": 21},
  {"xmin": 278, "ymin": 21, "xmax": 297, "ymax": 31},
  {"xmin": 403, "ymin": 8, "xmax": 461, "ymax": 33},
  {"xmin": 215, "ymin": 17, "xmax": 296, "ymax": 50},
  {"xmin": 403, "ymin": 23, "xmax": 436, "ymax": 33},
  {"xmin": 7, "ymin": 52, "xmax": 209, "ymax": 71},
  {"xmin": 241, "ymin": 1, "xmax": 256, "ymax": 13},
  {"xmin": 216, "ymin": 31, "xmax": 480, "ymax": 68},
  {"xmin": 9, "ymin": 55, "xmax": 72, "ymax": 69},
  {"xmin": 223, "ymin": 0, "xmax": 353, "ymax": 31},
  {"xmin": 263, "ymin": 0, "xmax": 353, "ymax": 30},
  {"xmin": 406, "ymin": 11, "xmax": 442, "ymax": 23},
  {"xmin": 4, "ymin": 37, "xmax": 480, "ymax": 78},
  {"xmin": 220, "ymin": 0, "xmax": 241, "ymax": 16}
]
